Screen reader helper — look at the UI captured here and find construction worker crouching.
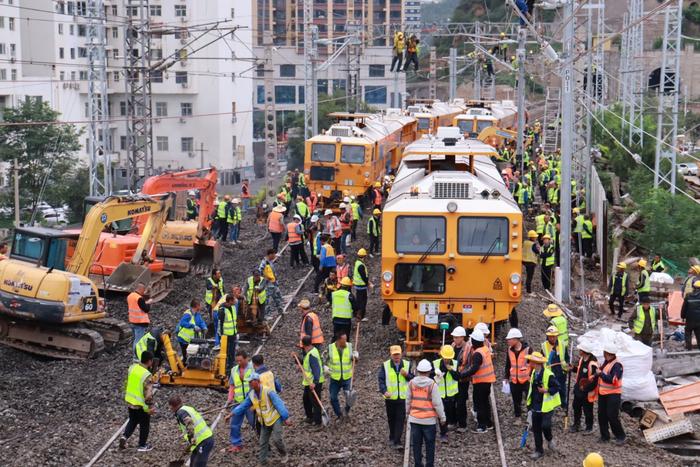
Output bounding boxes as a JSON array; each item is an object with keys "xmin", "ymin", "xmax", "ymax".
[
  {"xmin": 177, "ymin": 299, "xmax": 208, "ymax": 364},
  {"xmin": 227, "ymin": 350, "xmax": 255, "ymax": 453},
  {"xmin": 431, "ymin": 345, "xmax": 459, "ymax": 442},
  {"xmin": 134, "ymin": 326, "xmax": 165, "ymax": 371},
  {"xmin": 594, "ymin": 344, "xmax": 625, "ymax": 444},
  {"xmin": 332, "ymin": 277, "xmax": 357, "ymax": 341},
  {"xmin": 609, "ymin": 263, "xmax": 629, "ymax": 318},
  {"xmin": 571, "ymin": 341, "xmax": 598, "ymax": 434},
  {"xmin": 407, "ymin": 359, "xmax": 446, "ymax": 467},
  {"xmin": 120, "ymin": 350, "xmax": 155, "ymax": 452},
  {"xmin": 378, "ymin": 345, "xmax": 413, "ymax": 449},
  {"xmin": 169, "ymin": 395, "xmax": 214, "ymax": 466},
  {"xmin": 525, "ymin": 351, "xmax": 561, "ymax": 460},
  {"xmin": 504, "ymin": 328, "xmax": 532, "ymax": 419},
  {"xmin": 298, "ymin": 299, "xmax": 324, "ymax": 350},
  {"xmin": 326, "ymin": 331, "xmax": 358, "ymax": 419},
  {"xmin": 541, "ymin": 325, "xmax": 569, "ymax": 406},
  {"xmin": 301, "ymin": 335, "xmax": 325, "ymax": 426},
  {"xmin": 243, "ymin": 270, "xmax": 267, "ymax": 324}
]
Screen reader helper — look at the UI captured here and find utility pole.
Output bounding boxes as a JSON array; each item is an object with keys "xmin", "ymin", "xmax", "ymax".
[
  {"xmin": 448, "ymin": 48, "xmax": 457, "ymax": 101},
  {"xmin": 627, "ymin": 0, "xmax": 644, "ymax": 146},
  {"xmin": 473, "ymin": 21, "xmax": 481, "ymax": 100},
  {"xmin": 559, "ymin": 0, "xmax": 575, "ymax": 302},
  {"xmin": 515, "ymin": 27, "xmax": 526, "ymax": 174},
  {"xmin": 303, "ymin": 0, "xmax": 317, "ymax": 139},
  {"xmin": 86, "ymin": 0, "xmax": 111, "ymax": 196},
  {"xmin": 429, "ymin": 46, "xmax": 437, "ymax": 100},
  {"xmin": 196, "ymin": 142, "xmax": 208, "ymax": 168},
  {"xmin": 13, "ymin": 158, "xmax": 19, "ymax": 227},
  {"xmin": 263, "ymin": 27, "xmax": 277, "ymax": 200},
  {"xmin": 345, "ymin": 21, "xmax": 362, "ymax": 113}
]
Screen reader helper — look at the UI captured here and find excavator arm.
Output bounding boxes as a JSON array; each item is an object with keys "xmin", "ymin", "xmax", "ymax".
[
  {"xmin": 67, "ymin": 194, "xmax": 174, "ymax": 277},
  {"xmin": 477, "ymin": 126, "xmax": 533, "ymax": 150}
]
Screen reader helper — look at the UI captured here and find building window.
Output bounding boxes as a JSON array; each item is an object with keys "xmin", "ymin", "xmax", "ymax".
[
  {"xmin": 79, "ymin": 71, "xmax": 87, "ymax": 80},
  {"xmin": 174, "ymin": 5, "xmax": 187, "ymax": 17},
  {"xmin": 113, "ymin": 71, "xmax": 119, "ymax": 82},
  {"xmin": 369, "ymin": 64, "xmax": 385, "ymax": 78},
  {"xmin": 70, "ymin": 48, "xmax": 75, "ymax": 59},
  {"xmin": 279, "ymin": 64, "xmax": 296, "ymax": 77},
  {"xmin": 156, "ymin": 136, "xmax": 168, "ymax": 151},
  {"xmin": 364, "ymin": 85, "xmax": 387, "ymax": 104},
  {"xmin": 78, "ymin": 47, "xmax": 87, "ymax": 58},
  {"xmin": 275, "ymin": 86, "xmax": 296, "ymax": 104},
  {"xmin": 126, "ymin": 6, "xmax": 138, "ymax": 16},
  {"xmin": 181, "ymin": 137, "xmax": 193, "ymax": 152},
  {"xmin": 120, "ymin": 136, "xmax": 127, "ymax": 150},
  {"xmin": 58, "ymin": 23, "xmax": 63, "ymax": 34},
  {"xmin": 149, "ymin": 5, "xmax": 161, "ymax": 16},
  {"xmin": 9, "ymin": 43, "xmax": 14, "ymax": 57},
  {"xmin": 175, "ymin": 72, "xmax": 188, "ymax": 84},
  {"xmin": 59, "ymin": 47, "xmax": 64, "ymax": 59},
  {"xmin": 257, "ymin": 86, "xmax": 264, "ymax": 104},
  {"xmin": 111, "ymin": 5, "xmax": 118, "ymax": 16},
  {"xmin": 0, "ymin": 69, "xmax": 6, "ymax": 80},
  {"xmin": 151, "ymin": 70, "xmax": 163, "ymax": 83},
  {"xmin": 155, "ymin": 102, "xmax": 167, "ymax": 117},
  {"xmin": 298, "ymin": 86, "xmax": 304, "ymax": 104},
  {"xmin": 231, "ymin": 101, "xmax": 236, "ymax": 117},
  {"xmin": 112, "ymin": 27, "xmax": 118, "ymax": 39},
  {"xmin": 0, "ymin": 16, "xmax": 5, "ymax": 28},
  {"xmin": 59, "ymin": 71, "xmax": 65, "ymax": 81},
  {"xmin": 332, "ymin": 79, "xmax": 346, "ymax": 92},
  {"xmin": 119, "ymin": 101, "xmax": 127, "ymax": 116},
  {"xmin": 317, "ymin": 79, "xmax": 328, "ymax": 96},
  {"xmin": 8, "ymin": 17, "xmax": 14, "ymax": 30},
  {"xmin": 151, "ymin": 48, "xmax": 162, "ymax": 60},
  {"xmin": 76, "ymin": 1, "xmax": 86, "ymax": 15},
  {"xmin": 180, "ymin": 102, "xmax": 192, "ymax": 116},
  {"xmin": 10, "ymin": 68, "xmax": 16, "ymax": 81},
  {"xmin": 0, "ymin": 44, "xmax": 5, "ymax": 55},
  {"xmin": 112, "ymin": 49, "xmax": 119, "ymax": 59},
  {"xmin": 69, "ymin": 24, "xmax": 74, "ymax": 35},
  {"xmin": 77, "ymin": 24, "xmax": 86, "ymax": 36},
  {"xmin": 231, "ymin": 8, "xmax": 235, "ymax": 18},
  {"xmin": 256, "ymin": 64, "xmax": 264, "ymax": 77},
  {"xmin": 71, "ymin": 71, "xmax": 76, "ymax": 80}
]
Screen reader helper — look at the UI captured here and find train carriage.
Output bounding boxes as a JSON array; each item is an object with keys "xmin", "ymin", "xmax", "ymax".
[
  {"xmin": 380, "ymin": 127, "xmax": 523, "ymax": 357},
  {"xmin": 454, "ymin": 100, "xmax": 520, "ymax": 140},
  {"xmin": 407, "ymin": 99, "xmax": 466, "ymax": 138}
]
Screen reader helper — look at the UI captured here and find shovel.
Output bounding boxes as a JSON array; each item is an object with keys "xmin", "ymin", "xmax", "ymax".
[
  {"xmin": 293, "ymin": 352, "xmax": 330, "ymax": 426},
  {"xmin": 344, "ymin": 323, "xmax": 361, "ymax": 408},
  {"xmin": 167, "ymin": 445, "xmax": 192, "ymax": 467}
]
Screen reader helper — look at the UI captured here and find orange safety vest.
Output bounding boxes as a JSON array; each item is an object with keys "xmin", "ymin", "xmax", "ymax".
[
  {"xmin": 340, "ymin": 211, "xmax": 352, "ymax": 231},
  {"xmin": 336, "ymin": 263, "xmax": 350, "ymax": 285},
  {"xmin": 326, "ymin": 217, "xmax": 341, "ymax": 238},
  {"xmin": 300, "ymin": 312, "xmax": 324, "ymax": 345},
  {"xmin": 472, "ymin": 347, "xmax": 496, "ymax": 384},
  {"xmin": 598, "ymin": 359, "xmax": 622, "ymax": 396},
  {"xmin": 408, "ymin": 381, "xmax": 438, "ymax": 419},
  {"xmin": 307, "ymin": 194, "xmax": 317, "ymax": 213},
  {"xmin": 287, "ymin": 222, "xmax": 302, "ymax": 243},
  {"xmin": 372, "ymin": 188, "xmax": 383, "ymax": 206},
  {"xmin": 127, "ymin": 292, "xmax": 149, "ymax": 324},
  {"xmin": 576, "ymin": 359, "xmax": 598, "ymax": 403},
  {"xmin": 268, "ymin": 211, "xmax": 284, "ymax": 233},
  {"xmin": 508, "ymin": 346, "xmax": 531, "ymax": 384},
  {"xmin": 241, "ymin": 182, "xmax": 250, "ymax": 198}
]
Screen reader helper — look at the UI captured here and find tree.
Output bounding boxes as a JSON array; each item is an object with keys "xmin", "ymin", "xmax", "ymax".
[{"xmin": 0, "ymin": 99, "xmax": 82, "ymax": 211}]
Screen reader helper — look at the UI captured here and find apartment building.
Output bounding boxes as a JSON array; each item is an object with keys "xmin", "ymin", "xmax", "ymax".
[
  {"xmin": 404, "ymin": 0, "xmax": 420, "ymax": 28},
  {"xmin": 0, "ymin": 0, "xmax": 253, "ymax": 189}
]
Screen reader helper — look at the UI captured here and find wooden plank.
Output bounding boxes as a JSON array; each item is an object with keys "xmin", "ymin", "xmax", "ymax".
[
  {"xmin": 660, "ymin": 382, "xmax": 700, "ymax": 415},
  {"xmin": 668, "ymin": 291, "xmax": 685, "ymax": 325}
]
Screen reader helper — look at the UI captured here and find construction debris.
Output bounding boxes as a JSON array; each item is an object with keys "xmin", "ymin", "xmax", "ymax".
[{"xmin": 659, "ymin": 381, "xmax": 700, "ymax": 416}]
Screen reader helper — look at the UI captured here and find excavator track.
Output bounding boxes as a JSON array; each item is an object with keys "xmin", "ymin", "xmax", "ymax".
[
  {"xmin": 0, "ymin": 316, "xmax": 105, "ymax": 359},
  {"xmin": 84, "ymin": 318, "xmax": 133, "ymax": 346}
]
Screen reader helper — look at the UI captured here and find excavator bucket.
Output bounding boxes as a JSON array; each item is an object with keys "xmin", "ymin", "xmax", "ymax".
[
  {"xmin": 191, "ymin": 240, "xmax": 221, "ymax": 275},
  {"xmin": 105, "ymin": 263, "xmax": 173, "ymax": 302}
]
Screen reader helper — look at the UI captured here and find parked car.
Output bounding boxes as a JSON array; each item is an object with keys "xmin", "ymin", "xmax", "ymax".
[{"xmin": 677, "ymin": 163, "xmax": 699, "ymax": 176}]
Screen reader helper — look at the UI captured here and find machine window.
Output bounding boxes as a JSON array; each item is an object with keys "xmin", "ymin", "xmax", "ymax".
[
  {"xmin": 340, "ymin": 145, "xmax": 365, "ymax": 164},
  {"xmin": 395, "ymin": 216, "xmax": 446, "ymax": 255},
  {"xmin": 457, "ymin": 217, "xmax": 509, "ymax": 255},
  {"xmin": 394, "ymin": 264, "xmax": 445, "ymax": 294},
  {"xmin": 476, "ymin": 120, "xmax": 493, "ymax": 133},
  {"xmin": 417, "ymin": 118, "xmax": 430, "ymax": 130},
  {"xmin": 310, "ymin": 143, "xmax": 336, "ymax": 162},
  {"xmin": 457, "ymin": 120, "xmax": 473, "ymax": 133},
  {"xmin": 11, "ymin": 232, "xmax": 45, "ymax": 261}
]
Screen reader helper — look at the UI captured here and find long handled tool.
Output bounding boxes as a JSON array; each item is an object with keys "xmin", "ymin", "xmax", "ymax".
[
  {"xmin": 293, "ymin": 352, "xmax": 330, "ymax": 426},
  {"xmin": 563, "ymin": 333, "xmax": 578, "ymax": 430},
  {"xmin": 345, "ymin": 322, "xmax": 361, "ymax": 408}
]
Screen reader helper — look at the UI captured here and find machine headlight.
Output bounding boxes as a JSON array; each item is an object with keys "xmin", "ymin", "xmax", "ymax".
[
  {"xmin": 510, "ymin": 273, "xmax": 521, "ymax": 285},
  {"xmin": 382, "ymin": 271, "xmax": 393, "ymax": 282},
  {"xmin": 447, "ymin": 201, "xmax": 458, "ymax": 213}
]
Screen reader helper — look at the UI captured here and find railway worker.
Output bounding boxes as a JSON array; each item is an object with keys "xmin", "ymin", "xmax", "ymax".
[
  {"xmin": 390, "ymin": 30, "xmax": 405, "ymax": 72},
  {"xmin": 322, "ymin": 208, "xmax": 342, "ymax": 252},
  {"xmin": 306, "ymin": 191, "xmax": 320, "ymax": 214},
  {"xmin": 451, "ymin": 326, "xmax": 470, "ymax": 432},
  {"xmin": 609, "ymin": 263, "xmax": 629, "ymax": 318},
  {"xmin": 336, "ymin": 254, "xmax": 350, "ymax": 286},
  {"xmin": 682, "ymin": 265, "xmax": 700, "ymax": 298},
  {"xmin": 282, "ymin": 182, "xmax": 293, "ymax": 213},
  {"xmin": 298, "ymin": 299, "xmax": 324, "ymax": 350},
  {"xmin": 635, "ymin": 259, "xmax": 651, "ymax": 303},
  {"xmin": 177, "ymin": 299, "xmax": 208, "ymax": 363},
  {"xmin": 252, "ymin": 354, "xmax": 283, "ymax": 393},
  {"xmin": 298, "ymin": 169, "xmax": 309, "ymax": 198},
  {"xmin": 339, "ymin": 202, "xmax": 353, "ymax": 254},
  {"xmin": 227, "ymin": 372, "xmax": 290, "ymax": 465},
  {"xmin": 134, "ymin": 327, "xmax": 165, "ymax": 368},
  {"xmin": 241, "ymin": 178, "xmax": 251, "ymax": 213},
  {"xmin": 581, "ymin": 213, "xmax": 595, "ymax": 259},
  {"xmin": 534, "ymin": 209, "xmax": 547, "ymax": 241},
  {"xmin": 287, "ymin": 215, "xmax": 308, "ymax": 268},
  {"xmin": 350, "ymin": 195, "xmax": 362, "ymax": 241},
  {"xmin": 314, "ymin": 234, "xmax": 336, "ymax": 293},
  {"xmin": 541, "ymin": 325, "xmax": 569, "ymax": 406},
  {"xmin": 295, "ymin": 195, "xmax": 310, "ymax": 227},
  {"xmin": 523, "ymin": 230, "xmax": 539, "ymax": 294},
  {"xmin": 169, "ymin": 396, "xmax": 215, "ymax": 466},
  {"xmin": 267, "ymin": 205, "xmax": 286, "ymax": 251},
  {"xmin": 431, "ymin": 345, "xmax": 459, "ymax": 441},
  {"xmin": 547, "ymin": 181, "xmax": 560, "ymax": 211},
  {"xmin": 628, "ymin": 295, "xmax": 657, "ymax": 347},
  {"xmin": 271, "ymin": 192, "xmax": 285, "ymax": 210},
  {"xmin": 460, "ymin": 329, "xmax": 495, "ymax": 433},
  {"xmin": 301, "ymin": 335, "xmax": 325, "ymax": 425},
  {"xmin": 403, "ymin": 34, "xmax": 420, "ymax": 72},
  {"xmin": 368, "ymin": 208, "xmax": 382, "ymax": 257},
  {"xmin": 226, "ymin": 350, "xmax": 254, "ymax": 453},
  {"xmin": 259, "ymin": 249, "xmax": 284, "ymax": 316},
  {"xmin": 379, "ymin": 346, "xmax": 413, "ymax": 449},
  {"xmin": 186, "ymin": 191, "xmax": 198, "ymax": 220},
  {"xmin": 681, "ymin": 281, "xmax": 700, "ymax": 350},
  {"xmin": 127, "ymin": 282, "xmax": 152, "ymax": 350},
  {"xmin": 205, "ymin": 269, "xmax": 225, "ymax": 338},
  {"xmin": 474, "ymin": 322, "xmax": 493, "ymax": 352},
  {"xmin": 525, "ymin": 351, "xmax": 561, "ymax": 460},
  {"xmin": 290, "ymin": 169, "xmax": 301, "ymax": 199},
  {"xmin": 371, "ymin": 181, "xmax": 384, "ymax": 210},
  {"xmin": 331, "ymin": 277, "xmax": 357, "ymax": 341},
  {"xmin": 504, "ymin": 328, "xmax": 532, "ymax": 419},
  {"xmin": 651, "ymin": 254, "xmax": 666, "ymax": 273},
  {"xmin": 215, "ymin": 194, "xmax": 231, "ymax": 240},
  {"xmin": 571, "ymin": 341, "xmax": 598, "ymax": 434},
  {"xmin": 227, "ymin": 198, "xmax": 243, "ymax": 245},
  {"xmin": 353, "ymin": 248, "xmax": 372, "ymax": 323},
  {"xmin": 326, "ymin": 331, "xmax": 358, "ymax": 419},
  {"xmin": 407, "ymin": 359, "xmax": 446, "ymax": 467},
  {"xmin": 322, "ymin": 269, "xmax": 339, "ymax": 304},
  {"xmin": 243, "ymin": 270, "xmax": 268, "ymax": 323},
  {"xmin": 594, "ymin": 343, "xmax": 626, "ymax": 445},
  {"xmin": 539, "ymin": 234, "xmax": 556, "ymax": 291},
  {"xmin": 120, "ymin": 350, "xmax": 155, "ymax": 452},
  {"xmin": 518, "ymin": 179, "xmax": 532, "ymax": 211},
  {"xmin": 218, "ymin": 294, "xmax": 239, "ymax": 373},
  {"xmin": 0, "ymin": 241, "xmax": 8, "ymax": 260},
  {"xmin": 573, "ymin": 207, "xmax": 584, "ymax": 253},
  {"xmin": 309, "ymin": 215, "xmax": 321, "ymax": 272},
  {"xmin": 543, "ymin": 304, "xmax": 569, "ymax": 350}
]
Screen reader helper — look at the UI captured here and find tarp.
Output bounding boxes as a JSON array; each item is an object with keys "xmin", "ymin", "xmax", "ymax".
[{"xmin": 667, "ymin": 290, "xmax": 685, "ymax": 325}]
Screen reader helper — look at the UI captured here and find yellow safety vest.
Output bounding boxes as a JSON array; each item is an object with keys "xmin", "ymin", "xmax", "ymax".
[
  {"xmin": 205, "ymin": 277, "xmax": 224, "ymax": 305},
  {"xmin": 638, "ymin": 269, "xmax": 651, "ymax": 293},
  {"xmin": 328, "ymin": 342, "xmax": 353, "ymax": 381},
  {"xmin": 124, "ymin": 363, "xmax": 151, "ymax": 410},
  {"xmin": 222, "ymin": 304, "xmax": 237, "ymax": 336},
  {"xmin": 250, "ymin": 387, "xmax": 281, "ymax": 427},
  {"xmin": 177, "ymin": 405, "xmax": 213, "ymax": 449},
  {"xmin": 384, "ymin": 359, "xmax": 410, "ymax": 400},
  {"xmin": 526, "ymin": 367, "xmax": 561, "ymax": 413},
  {"xmin": 581, "ymin": 220, "xmax": 593, "ymax": 239},
  {"xmin": 610, "ymin": 272, "xmax": 628, "ymax": 296},
  {"xmin": 230, "ymin": 365, "xmax": 252, "ymax": 403},
  {"xmin": 246, "ymin": 276, "xmax": 267, "ymax": 304},
  {"xmin": 633, "ymin": 305, "xmax": 657, "ymax": 334},
  {"xmin": 353, "ymin": 260, "xmax": 367, "ymax": 287},
  {"xmin": 351, "ymin": 202, "xmax": 361, "ymax": 221},
  {"xmin": 432, "ymin": 358, "xmax": 458, "ymax": 398},
  {"xmin": 331, "ymin": 289, "xmax": 353, "ymax": 319},
  {"xmin": 302, "ymin": 347, "xmax": 325, "ymax": 386},
  {"xmin": 522, "ymin": 239, "xmax": 537, "ymax": 264},
  {"xmin": 134, "ymin": 332, "xmax": 155, "ymax": 361},
  {"xmin": 550, "ymin": 315, "xmax": 569, "ymax": 349},
  {"xmin": 177, "ymin": 310, "xmax": 196, "ymax": 343}
]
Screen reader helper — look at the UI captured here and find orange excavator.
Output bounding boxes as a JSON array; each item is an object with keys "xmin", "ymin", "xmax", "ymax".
[{"xmin": 138, "ymin": 167, "xmax": 221, "ymax": 275}]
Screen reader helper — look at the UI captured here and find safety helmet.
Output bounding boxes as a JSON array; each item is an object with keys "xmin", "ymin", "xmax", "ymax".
[
  {"xmin": 475, "ymin": 322, "xmax": 490, "ymax": 336},
  {"xmin": 526, "ymin": 352, "xmax": 546, "ymax": 364},
  {"xmin": 451, "ymin": 326, "xmax": 466, "ymax": 337},
  {"xmin": 374, "ymin": 181, "xmax": 382, "ymax": 188},
  {"xmin": 340, "ymin": 277, "xmax": 353, "ymax": 287},
  {"xmin": 505, "ymin": 328, "xmax": 523, "ymax": 340},
  {"xmin": 324, "ymin": 209, "xmax": 333, "ymax": 216},
  {"xmin": 582, "ymin": 452, "xmax": 604, "ymax": 467},
  {"xmin": 357, "ymin": 248, "xmax": 368, "ymax": 257},
  {"xmin": 470, "ymin": 329, "xmax": 485, "ymax": 342},
  {"xmin": 577, "ymin": 341, "xmax": 594, "ymax": 354},
  {"xmin": 373, "ymin": 208, "xmax": 381, "ymax": 215},
  {"xmin": 527, "ymin": 230, "xmax": 538, "ymax": 238},
  {"xmin": 339, "ymin": 202, "xmax": 347, "ymax": 209},
  {"xmin": 695, "ymin": 280, "xmax": 700, "ymax": 288},
  {"xmin": 343, "ymin": 196, "xmax": 351, "ymax": 203},
  {"xmin": 440, "ymin": 345, "xmax": 455, "ymax": 360},
  {"xmin": 617, "ymin": 262, "xmax": 627, "ymax": 269},
  {"xmin": 545, "ymin": 326, "xmax": 559, "ymax": 336},
  {"xmin": 573, "ymin": 207, "xmax": 580, "ymax": 214},
  {"xmin": 638, "ymin": 259, "xmax": 647, "ymax": 268},
  {"xmin": 310, "ymin": 215, "xmax": 319, "ymax": 223},
  {"xmin": 542, "ymin": 234, "xmax": 552, "ymax": 240},
  {"xmin": 298, "ymin": 299, "xmax": 311, "ymax": 309},
  {"xmin": 416, "ymin": 359, "xmax": 432, "ymax": 372},
  {"xmin": 691, "ymin": 265, "xmax": 700, "ymax": 275},
  {"xmin": 232, "ymin": 198, "xmax": 241, "ymax": 204},
  {"xmin": 543, "ymin": 304, "xmax": 563, "ymax": 317},
  {"xmin": 603, "ymin": 343, "xmax": 618, "ymax": 355}
]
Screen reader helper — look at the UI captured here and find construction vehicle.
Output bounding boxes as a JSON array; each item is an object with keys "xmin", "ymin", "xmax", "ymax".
[
  {"xmin": 159, "ymin": 332, "xmax": 230, "ymax": 389},
  {"xmin": 0, "ymin": 194, "xmax": 174, "ymax": 359},
  {"xmin": 139, "ymin": 168, "xmax": 221, "ymax": 274}
]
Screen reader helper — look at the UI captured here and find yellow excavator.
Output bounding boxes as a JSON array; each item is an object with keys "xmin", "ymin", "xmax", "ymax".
[{"xmin": 0, "ymin": 194, "xmax": 173, "ymax": 359}]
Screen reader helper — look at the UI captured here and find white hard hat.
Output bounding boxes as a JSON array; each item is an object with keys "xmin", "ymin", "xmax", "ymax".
[
  {"xmin": 416, "ymin": 359, "xmax": 432, "ymax": 372},
  {"xmin": 603, "ymin": 343, "xmax": 618, "ymax": 354},
  {"xmin": 475, "ymin": 322, "xmax": 490, "ymax": 336},
  {"xmin": 310, "ymin": 215, "xmax": 319, "ymax": 223},
  {"xmin": 451, "ymin": 326, "xmax": 466, "ymax": 337},
  {"xmin": 470, "ymin": 329, "xmax": 485, "ymax": 342},
  {"xmin": 293, "ymin": 214, "xmax": 301, "ymax": 220},
  {"xmin": 505, "ymin": 328, "xmax": 523, "ymax": 340},
  {"xmin": 339, "ymin": 202, "xmax": 347, "ymax": 208},
  {"xmin": 324, "ymin": 209, "xmax": 333, "ymax": 216},
  {"xmin": 577, "ymin": 341, "xmax": 594, "ymax": 354},
  {"xmin": 343, "ymin": 196, "xmax": 351, "ymax": 203}
]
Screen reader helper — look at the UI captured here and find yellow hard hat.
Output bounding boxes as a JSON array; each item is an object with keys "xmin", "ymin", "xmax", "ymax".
[
  {"xmin": 546, "ymin": 325, "xmax": 559, "ymax": 336},
  {"xmin": 692, "ymin": 265, "xmax": 700, "ymax": 275},
  {"xmin": 694, "ymin": 280, "xmax": 700, "ymax": 288},
  {"xmin": 543, "ymin": 304, "xmax": 563, "ymax": 317},
  {"xmin": 373, "ymin": 208, "xmax": 381, "ymax": 215},
  {"xmin": 542, "ymin": 234, "xmax": 552, "ymax": 240},
  {"xmin": 573, "ymin": 207, "xmax": 580, "ymax": 214},
  {"xmin": 374, "ymin": 181, "xmax": 382, "ymax": 188},
  {"xmin": 638, "ymin": 259, "xmax": 647, "ymax": 268},
  {"xmin": 440, "ymin": 345, "xmax": 455, "ymax": 359},
  {"xmin": 526, "ymin": 351, "xmax": 546, "ymax": 364},
  {"xmin": 527, "ymin": 230, "xmax": 538, "ymax": 238},
  {"xmin": 617, "ymin": 262, "xmax": 627, "ymax": 270},
  {"xmin": 340, "ymin": 277, "xmax": 353, "ymax": 287},
  {"xmin": 582, "ymin": 452, "xmax": 605, "ymax": 467},
  {"xmin": 357, "ymin": 248, "xmax": 368, "ymax": 257}
]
